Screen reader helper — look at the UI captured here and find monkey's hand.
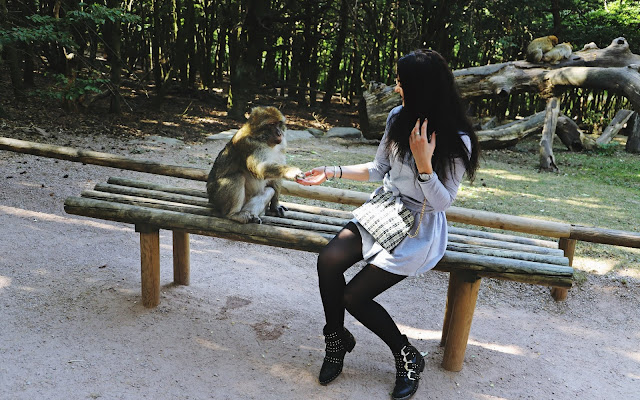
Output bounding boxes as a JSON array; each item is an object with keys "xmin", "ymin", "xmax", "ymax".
[
  {"xmin": 296, "ymin": 167, "xmax": 326, "ymax": 186},
  {"xmin": 283, "ymin": 167, "xmax": 303, "ymax": 181}
]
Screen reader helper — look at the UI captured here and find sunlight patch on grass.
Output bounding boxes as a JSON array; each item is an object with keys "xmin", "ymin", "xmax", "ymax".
[
  {"xmin": 573, "ymin": 256, "xmax": 617, "ymax": 275},
  {"xmin": 480, "ymin": 168, "xmax": 539, "ymax": 182}
]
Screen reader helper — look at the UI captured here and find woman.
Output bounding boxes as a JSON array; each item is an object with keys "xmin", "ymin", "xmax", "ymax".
[{"xmin": 296, "ymin": 49, "xmax": 479, "ymax": 400}]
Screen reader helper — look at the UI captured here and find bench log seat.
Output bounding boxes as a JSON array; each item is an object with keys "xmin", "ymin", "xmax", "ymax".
[{"xmin": 64, "ymin": 176, "xmax": 573, "ymax": 372}]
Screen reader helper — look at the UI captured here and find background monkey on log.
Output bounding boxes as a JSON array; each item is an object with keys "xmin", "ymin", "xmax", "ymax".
[
  {"xmin": 526, "ymin": 35, "xmax": 558, "ymax": 62},
  {"xmin": 207, "ymin": 106, "xmax": 303, "ymax": 224},
  {"xmin": 542, "ymin": 42, "xmax": 572, "ymax": 64}
]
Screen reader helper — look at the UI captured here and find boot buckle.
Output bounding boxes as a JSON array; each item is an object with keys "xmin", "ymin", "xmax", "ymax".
[{"xmin": 406, "ymin": 370, "xmax": 417, "ymax": 381}]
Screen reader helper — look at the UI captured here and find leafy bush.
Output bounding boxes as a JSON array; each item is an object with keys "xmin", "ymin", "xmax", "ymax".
[{"xmin": 32, "ymin": 73, "xmax": 109, "ymax": 102}]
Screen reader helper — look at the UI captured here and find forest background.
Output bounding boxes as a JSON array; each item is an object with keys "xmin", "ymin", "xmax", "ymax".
[{"xmin": 1, "ymin": 0, "xmax": 640, "ymax": 122}]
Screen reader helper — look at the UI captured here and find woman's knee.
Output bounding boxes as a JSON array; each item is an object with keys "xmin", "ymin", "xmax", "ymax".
[{"xmin": 317, "ymin": 247, "xmax": 342, "ymax": 277}]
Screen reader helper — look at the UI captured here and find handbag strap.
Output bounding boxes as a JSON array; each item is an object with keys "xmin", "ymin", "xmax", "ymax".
[{"xmin": 407, "ymin": 199, "xmax": 427, "ymax": 238}]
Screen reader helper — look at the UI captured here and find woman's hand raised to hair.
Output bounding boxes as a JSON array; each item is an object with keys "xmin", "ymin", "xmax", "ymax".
[{"xmin": 409, "ymin": 119, "xmax": 436, "ymax": 174}]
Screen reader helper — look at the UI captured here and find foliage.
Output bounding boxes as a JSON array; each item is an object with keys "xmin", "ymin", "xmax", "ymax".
[
  {"xmin": 32, "ymin": 73, "xmax": 108, "ymax": 102},
  {"xmin": 0, "ymin": 4, "xmax": 139, "ymax": 49},
  {"xmin": 564, "ymin": 0, "xmax": 640, "ymax": 52},
  {"xmin": 0, "ymin": 0, "xmax": 639, "ymax": 123}
]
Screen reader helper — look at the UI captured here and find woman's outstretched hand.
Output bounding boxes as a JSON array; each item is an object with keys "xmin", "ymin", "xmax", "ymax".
[
  {"xmin": 409, "ymin": 119, "xmax": 436, "ymax": 174},
  {"xmin": 296, "ymin": 167, "xmax": 327, "ymax": 186}
]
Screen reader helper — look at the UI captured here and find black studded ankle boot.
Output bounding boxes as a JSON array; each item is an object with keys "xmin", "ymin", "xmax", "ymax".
[
  {"xmin": 318, "ymin": 326, "xmax": 356, "ymax": 385},
  {"xmin": 391, "ymin": 336, "xmax": 425, "ymax": 400}
]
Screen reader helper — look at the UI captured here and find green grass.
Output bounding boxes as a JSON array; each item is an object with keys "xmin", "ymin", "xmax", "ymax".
[{"xmin": 285, "ymin": 136, "xmax": 640, "ymax": 277}]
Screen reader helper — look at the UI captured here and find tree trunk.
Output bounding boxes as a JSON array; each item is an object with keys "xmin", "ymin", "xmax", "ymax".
[
  {"xmin": 0, "ymin": 0, "xmax": 24, "ymax": 100},
  {"xmin": 151, "ymin": 0, "xmax": 164, "ymax": 97},
  {"xmin": 175, "ymin": 0, "xmax": 196, "ymax": 89},
  {"xmin": 229, "ymin": 0, "xmax": 269, "ymax": 119},
  {"xmin": 200, "ymin": 1, "xmax": 214, "ymax": 88},
  {"xmin": 476, "ymin": 112, "xmax": 546, "ymax": 149},
  {"xmin": 215, "ymin": 2, "xmax": 228, "ymax": 83},
  {"xmin": 625, "ymin": 113, "xmax": 640, "ymax": 153},
  {"xmin": 540, "ymin": 97, "xmax": 560, "ymax": 172},
  {"xmin": 105, "ymin": 0, "xmax": 122, "ymax": 114},
  {"xmin": 322, "ymin": 0, "xmax": 349, "ymax": 108}
]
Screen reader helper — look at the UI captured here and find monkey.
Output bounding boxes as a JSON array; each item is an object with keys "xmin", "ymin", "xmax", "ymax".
[
  {"xmin": 582, "ymin": 42, "xmax": 598, "ymax": 51},
  {"xmin": 526, "ymin": 35, "xmax": 558, "ymax": 63},
  {"xmin": 542, "ymin": 42, "xmax": 572, "ymax": 65},
  {"xmin": 206, "ymin": 106, "xmax": 303, "ymax": 224}
]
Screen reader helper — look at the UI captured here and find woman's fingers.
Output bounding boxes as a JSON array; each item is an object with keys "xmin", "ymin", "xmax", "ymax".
[{"xmin": 412, "ymin": 119, "xmax": 420, "ymax": 135}]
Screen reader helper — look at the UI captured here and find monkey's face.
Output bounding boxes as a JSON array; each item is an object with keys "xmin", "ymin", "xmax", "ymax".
[{"xmin": 247, "ymin": 106, "xmax": 287, "ymax": 147}]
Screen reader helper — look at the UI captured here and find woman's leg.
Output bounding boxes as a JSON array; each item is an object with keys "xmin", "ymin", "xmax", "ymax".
[
  {"xmin": 344, "ymin": 264, "xmax": 425, "ymax": 400},
  {"xmin": 343, "ymin": 264, "xmax": 407, "ymax": 352},
  {"xmin": 317, "ymin": 222, "xmax": 363, "ymax": 331}
]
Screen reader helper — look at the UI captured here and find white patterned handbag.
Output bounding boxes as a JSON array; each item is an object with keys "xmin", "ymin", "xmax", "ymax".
[{"xmin": 352, "ymin": 191, "xmax": 425, "ymax": 253}]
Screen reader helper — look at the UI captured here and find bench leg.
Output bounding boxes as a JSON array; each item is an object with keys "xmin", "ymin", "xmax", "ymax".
[
  {"xmin": 137, "ymin": 225, "xmax": 160, "ymax": 308},
  {"xmin": 551, "ymin": 238, "xmax": 576, "ymax": 301},
  {"xmin": 440, "ymin": 271, "xmax": 461, "ymax": 347},
  {"xmin": 441, "ymin": 271, "xmax": 481, "ymax": 372},
  {"xmin": 173, "ymin": 230, "xmax": 190, "ymax": 285}
]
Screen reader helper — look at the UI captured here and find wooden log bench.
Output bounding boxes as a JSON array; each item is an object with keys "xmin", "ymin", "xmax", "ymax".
[
  {"xmin": 4, "ymin": 137, "xmax": 639, "ymax": 372},
  {"xmin": 64, "ymin": 176, "xmax": 574, "ymax": 372}
]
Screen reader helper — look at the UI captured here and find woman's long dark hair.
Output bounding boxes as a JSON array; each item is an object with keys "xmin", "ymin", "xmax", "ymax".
[{"xmin": 386, "ymin": 49, "xmax": 479, "ymax": 182}]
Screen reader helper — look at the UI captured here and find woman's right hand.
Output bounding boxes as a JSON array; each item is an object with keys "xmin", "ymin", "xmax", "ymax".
[
  {"xmin": 410, "ymin": 119, "xmax": 436, "ymax": 174},
  {"xmin": 296, "ymin": 167, "xmax": 328, "ymax": 186}
]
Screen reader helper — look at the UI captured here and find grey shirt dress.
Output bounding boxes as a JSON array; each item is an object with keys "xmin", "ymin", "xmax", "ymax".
[{"xmin": 353, "ymin": 105, "xmax": 471, "ymax": 277}]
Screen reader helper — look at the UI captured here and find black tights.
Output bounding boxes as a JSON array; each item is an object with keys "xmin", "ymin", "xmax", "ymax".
[{"xmin": 317, "ymin": 222, "xmax": 407, "ymax": 353}]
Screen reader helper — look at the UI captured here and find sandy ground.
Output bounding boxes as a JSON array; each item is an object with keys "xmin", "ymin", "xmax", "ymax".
[{"xmin": 1, "ymin": 130, "xmax": 639, "ymax": 400}]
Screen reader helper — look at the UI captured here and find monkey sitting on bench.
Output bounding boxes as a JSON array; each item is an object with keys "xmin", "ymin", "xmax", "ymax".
[{"xmin": 206, "ymin": 106, "xmax": 303, "ymax": 224}]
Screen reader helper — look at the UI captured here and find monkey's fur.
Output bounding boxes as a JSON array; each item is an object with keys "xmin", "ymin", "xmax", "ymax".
[
  {"xmin": 206, "ymin": 106, "xmax": 302, "ymax": 224},
  {"xmin": 542, "ymin": 42, "xmax": 572, "ymax": 65},
  {"xmin": 526, "ymin": 35, "xmax": 558, "ymax": 62}
]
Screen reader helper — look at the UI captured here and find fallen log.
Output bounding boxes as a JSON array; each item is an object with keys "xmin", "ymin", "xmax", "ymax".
[
  {"xmin": 596, "ymin": 109, "xmax": 634, "ymax": 145},
  {"xmin": 477, "ymin": 112, "xmax": 587, "ymax": 150},
  {"xmin": 360, "ymin": 37, "xmax": 640, "ymax": 159}
]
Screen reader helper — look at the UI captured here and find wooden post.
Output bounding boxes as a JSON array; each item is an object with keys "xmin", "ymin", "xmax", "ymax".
[
  {"xmin": 173, "ymin": 230, "xmax": 190, "ymax": 285},
  {"xmin": 136, "ymin": 224, "xmax": 160, "ymax": 308},
  {"xmin": 440, "ymin": 271, "xmax": 462, "ymax": 347},
  {"xmin": 441, "ymin": 271, "xmax": 481, "ymax": 372},
  {"xmin": 551, "ymin": 238, "xmax": 576, "ymax": 301}
]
